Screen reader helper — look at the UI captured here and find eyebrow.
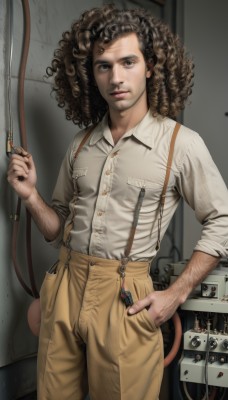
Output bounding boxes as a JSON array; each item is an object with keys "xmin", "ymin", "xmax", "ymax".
[{"xmin": 93, "ymin": 55, "xmax": 139, "ymax": 66}]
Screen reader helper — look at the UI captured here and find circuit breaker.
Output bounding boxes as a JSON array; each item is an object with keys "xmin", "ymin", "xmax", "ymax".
[{"xmin": 170, "ymin": 260, "xmax": 228, "ymax": 389}]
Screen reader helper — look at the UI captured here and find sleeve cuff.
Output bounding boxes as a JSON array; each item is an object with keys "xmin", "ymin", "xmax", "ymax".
[{"xmin": 194, "ymin": 239, "xmax": 228, "ymax": 258}]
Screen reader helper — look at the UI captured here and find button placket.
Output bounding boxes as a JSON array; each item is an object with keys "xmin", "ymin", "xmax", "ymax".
[{"xmin": 89, "ymin": 151, "xmax": 117, "ymax": 254}]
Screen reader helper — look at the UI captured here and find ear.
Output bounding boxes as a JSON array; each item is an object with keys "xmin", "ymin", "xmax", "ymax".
[{"xmin": 146, "ymin": 63, "xmax": 153, "ymax": 78}]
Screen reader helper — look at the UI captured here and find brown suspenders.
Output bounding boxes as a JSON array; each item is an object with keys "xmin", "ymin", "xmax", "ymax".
[
  {"xmin": 71, "ymin": 121, "xmax": 181, "ymax": 306},
  {"xmin": 156, "ymin": 122, "xmax": 181, "ymax": 250},
  {"xmin": 119, "ymin": 122, "xmax": 181, "ymax": 305},
  {"xmin": 73, "ymin": 125, "xmax": 96, "ymax": 160}
]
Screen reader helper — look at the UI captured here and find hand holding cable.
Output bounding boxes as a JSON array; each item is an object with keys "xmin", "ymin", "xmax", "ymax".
[{"xmin": 7, "ymin": 146, "xmax": 37, "ymax": 202}]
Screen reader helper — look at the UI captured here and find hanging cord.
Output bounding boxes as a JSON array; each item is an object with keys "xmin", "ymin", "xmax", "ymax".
[
  {"xmin": 6, "ymin": 0, "xmax": 14, "ymax": 155},
  {"xmin": 9, "ymin": 0, "xmax": 39, "ymax": 298},
  {"xmin": 6, "ymin": 0, "xmax": 33, "ymax": 296},
  {"xmin": 18, "ymin": 0, "xmax": 30, "ymax": 150},
  {"xmin": 20, "ymin": 0, "xmax": 39, "ymax": 297},
  {"xmin": 11, "ymin": 199, "xmax": 33, "ymax": 296},
  {"xmin": 164, "ymin": 311, "xmax": 182, "ymax": 367},
  {"xmin": 182, "ymin": 382, "xmax": 217, "ymax": 400},
  {"xmin": 205, "ymin": 321, "xmax": 210, "ymax": 400}
]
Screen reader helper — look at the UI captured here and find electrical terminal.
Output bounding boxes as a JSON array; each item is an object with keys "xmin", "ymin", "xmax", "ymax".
[
  {"xmin": 206, "ymin": 319, "xmax": 211, "ymax": 333},
  {"xmin": 193, "ymin": 314, "xmax": 201, "ymax": 332}
]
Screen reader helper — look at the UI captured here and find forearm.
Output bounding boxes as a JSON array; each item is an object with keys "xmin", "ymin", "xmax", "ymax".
[
  {"xmin": 24, "ymin": 188, "xmax": 61, "ymax": 241},
  {"xmin": 129, "ymin": 251, "xmax": 220, "ymax": 325},
  {"xmin": 169, "ymin": 250, "xmax": 219, "ymax": 305}
]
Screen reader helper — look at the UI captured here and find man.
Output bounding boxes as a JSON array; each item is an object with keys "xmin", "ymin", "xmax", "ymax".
[{"xmin": 7, "ymin": 4, "xmax": 228, "ymax": 400}]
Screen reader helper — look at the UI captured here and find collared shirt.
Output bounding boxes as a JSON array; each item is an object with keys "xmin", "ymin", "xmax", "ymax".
[{"xmin": 50, "ymin": 110, "xmax": 228, "ymax": 261}]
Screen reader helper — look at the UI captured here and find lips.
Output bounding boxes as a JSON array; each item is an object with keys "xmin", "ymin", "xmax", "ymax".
[{"xmin": 110, "ymin": 91, "xmax": 129, "ymax": 98}]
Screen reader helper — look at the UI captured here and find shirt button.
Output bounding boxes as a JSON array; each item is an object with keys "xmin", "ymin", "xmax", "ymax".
[
  {"xmin": 97, "ymin": 211, "xmax": 103, "ymax": 216},
  {"xmin": 102, "ymin": 190, "xmax": 108, "ymax": 196},
  {"xmin": 90, "ymin": 261, "xmax": 95, "ymax": 266},
  {"xmin": 105, "ymin": 170, "xmax": 111, "ymax": 175},
  {"xmin": 111, "ymin": 151, "xmax": 119, "ymax": 158}
]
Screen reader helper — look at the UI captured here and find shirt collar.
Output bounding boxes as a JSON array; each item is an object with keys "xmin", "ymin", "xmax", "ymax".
[
  {"xmin": 89, "ymin": 114, "xmax": 112, "ymax": 146},
  {"xmin": 89, "ymin": 110, "xmax": 160, "ymax": 149}
]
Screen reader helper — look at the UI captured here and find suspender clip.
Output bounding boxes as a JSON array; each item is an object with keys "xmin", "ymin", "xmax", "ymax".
[{"xmin": 119, "ymin": 257, "xmax": 129, "ymax": 278}]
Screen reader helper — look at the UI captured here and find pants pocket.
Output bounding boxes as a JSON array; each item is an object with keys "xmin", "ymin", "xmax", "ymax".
[
  {"xmin": 125, "ymin": 276, "xmax": 158, "ymax": 334},
  {"xmin": 39, "ymin": 261, "xmax": 61, "ymax": 317}
]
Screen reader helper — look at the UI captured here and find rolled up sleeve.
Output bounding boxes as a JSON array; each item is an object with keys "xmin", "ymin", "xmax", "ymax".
[{"xmin": 176, "ymin": 133, "xmax": 228, "ymax": 258}]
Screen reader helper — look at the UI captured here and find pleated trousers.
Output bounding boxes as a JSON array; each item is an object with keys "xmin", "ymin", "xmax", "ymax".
[{"xmin": 37, "ymin": 246, "xmax": 164, "ymax": 400}]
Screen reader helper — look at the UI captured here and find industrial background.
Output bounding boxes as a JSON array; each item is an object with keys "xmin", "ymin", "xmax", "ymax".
[{"xmin": 0, "ymin": 0, "xmax": 227, "ymax": 399}]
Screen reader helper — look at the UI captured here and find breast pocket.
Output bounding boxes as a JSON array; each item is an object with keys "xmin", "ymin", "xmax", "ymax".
[
  {"xmin": 127, "ymin": 177, "xmax": 162, "ymax": 202},
  {"xmin": 125, "ymin": 176, "xmax": 168, "ymax": 220},
  {"xmin": 127, "ymin": 177, "xmax": 162, "ymax": 190}
]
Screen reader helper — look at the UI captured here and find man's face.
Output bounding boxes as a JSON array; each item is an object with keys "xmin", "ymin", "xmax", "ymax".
[{"xmin": 93, "ymin": 33, "xmax": 151, "ymax": 115}]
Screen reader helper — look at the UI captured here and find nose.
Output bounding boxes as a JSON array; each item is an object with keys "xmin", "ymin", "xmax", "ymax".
[{"xmin": 110, "ymin": 65, "xmax": 124, "ymax": 85}]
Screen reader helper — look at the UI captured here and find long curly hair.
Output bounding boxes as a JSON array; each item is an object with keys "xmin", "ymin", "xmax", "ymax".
[{"xmin": 46, "ymin": 4, "xmax": 194, "ymax": 127}]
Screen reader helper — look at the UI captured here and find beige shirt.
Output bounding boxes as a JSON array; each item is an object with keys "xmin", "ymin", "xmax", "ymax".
[{"xmin": 51, "ymin": 110, "xmax": 228, "ymax": 261}]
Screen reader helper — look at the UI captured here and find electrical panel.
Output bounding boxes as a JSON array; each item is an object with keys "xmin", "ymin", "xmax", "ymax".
[
  {"xmin": 170, "ymin": 261, "xmax": 228, "ymax": 313},
  {"xmin": 169, "ymin": 260, "xmax": 228, "ymax": 389}
]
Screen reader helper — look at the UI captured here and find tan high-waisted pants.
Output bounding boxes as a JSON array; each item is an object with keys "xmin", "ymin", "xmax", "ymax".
[{"xmin": 37, "ymin": 246, "xmax": 164, "ymax": 400}]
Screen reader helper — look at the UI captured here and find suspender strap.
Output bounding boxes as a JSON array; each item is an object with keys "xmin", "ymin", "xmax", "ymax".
[
  {"xmin": 160, "ymin": 122, "xmax": 181, "ymax": 207},
  {"xmin": 74, "ymin": 125, "xmax": 95, "ymax": 160},
  {"xmin": 156, "ymin": 122, "xmax": 181, "ymax": 250},
  {"xmin": 124, "ymin": 187, "xmax": 146, "ymax": 259},
  {"xmin": 74, "ymin": 125, "xmax": 95, "ymax": 159},
  {"xmin": 63, "ymin": 125, "xmax": 95, "ymax": 257},
  {"xmin": 123, "ymin": 122, "xmax": 181, "ymax": 261}
]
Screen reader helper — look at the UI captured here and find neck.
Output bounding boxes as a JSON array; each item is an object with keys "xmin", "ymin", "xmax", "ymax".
[{"xmin": 109, "ymin": 107, "xmax": 148, "ymax": 144}]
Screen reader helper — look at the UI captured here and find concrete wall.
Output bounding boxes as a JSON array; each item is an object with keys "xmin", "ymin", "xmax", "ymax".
[
  {"xmin": 182, "ymin": 0, "xmax": 228, "ymax": 258},
  {"xmin": 0, "ymin": 0, "xmax": 103, "ymax": 397}
]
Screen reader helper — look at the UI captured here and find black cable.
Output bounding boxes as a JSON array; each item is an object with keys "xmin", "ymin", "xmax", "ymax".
[{"xmin": 204, "ymin": 329, "xmax": 210, "ymax": 400}]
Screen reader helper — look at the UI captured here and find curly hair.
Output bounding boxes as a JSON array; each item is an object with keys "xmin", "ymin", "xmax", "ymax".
[{"xmin": 46, "ymin": 4, "xmax": 194, "ymax": 127}]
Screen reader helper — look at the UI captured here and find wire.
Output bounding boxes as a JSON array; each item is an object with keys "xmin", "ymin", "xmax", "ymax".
[
  {"xmin": 182, "ymin": 382, "xmax": 218, "ymax": 400},
  {"xmin": 10, "ymin": 0, "xmax": 39, "ymax": 298},
  {"xmin": 8, "ymin": 0, "xmax": 14, "ymax": 135},
  {"xmin": 205, "ymin": 325, "xmax": 210, "ymax": 400},
  {"xmin": 164, "ymin": 311, "xmax": 182, "ymax": 367},
  {"xmin": 6, "ymin": 0, "xmax": 14, "ymax": 156},
  {"xmin": 11, "ymin": 199, "xmax": 33, "ymax": 296},
  {"xmin": 219, "ymin": 388, "xmax": 228, "ymax": 400}
]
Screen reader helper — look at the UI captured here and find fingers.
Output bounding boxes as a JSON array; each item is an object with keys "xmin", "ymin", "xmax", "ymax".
[
  {"xmin": 11, "ymin": 146, "xmax": 31, "ymax": 158},
  {"xmin": 128, "ymin": 294, "xmax": 152, "ymax": 315},
  {"xmin": 8, "ymin": 156, "xmax": 28, "ymax": 178},
  {"xmin": 7, "ymin": 150, "xmax": 34, "ymax": 183}
]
